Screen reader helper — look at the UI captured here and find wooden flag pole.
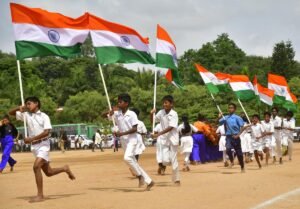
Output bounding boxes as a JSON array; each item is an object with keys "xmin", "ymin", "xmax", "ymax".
[
  {"xmin": 238, "ymin": 98, "xmax": 251, "ymax": 123},
  {"xmin": 16, "ymin": 60, "xmax": 28, "ymax": 138},
  {"xmin": 210, "ymin": 93, "xmax": 225, "ymax": 119},
  {"xmin": 98, "ymin": 64, "xmax": 116, "ymax": 127}
]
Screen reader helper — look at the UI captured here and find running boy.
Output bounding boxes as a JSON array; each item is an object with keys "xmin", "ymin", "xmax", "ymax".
[
  {"xmin": 178, "ymin": 115, "xmax": 197, "ymax": 172},
  {"xmin": 282, "ymin": 111, "xmax": 295, "ymax": 161},
  {"xmin": 9, "ymin": 96, "xmax": 75, "ymax": 202},
  {"xmin": 261, "ymin": 112, "xmax": 274, "ymax": 166},
  {"xmin": 0, "ymin": 115, "xmax": 18, "ymax": 173},
  {"xmin": 109, "ymin": 93, "xmax": 154, "ymax": 191},
  {"xmin": 151, "ymin": 95, "xmax": 180, "ymax": 185},
  {"xmin": 248, "ymin": 114, "xmax": 265, "ymax": 169},
  {"xmin": 270, "ymin": 107, "xmax": 283, "ymax": 164}
]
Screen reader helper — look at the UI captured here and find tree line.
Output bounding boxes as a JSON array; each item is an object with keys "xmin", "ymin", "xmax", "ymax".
[{"xmin": 0, "ymin": 33, "xmax": 299, "ymax": 128}]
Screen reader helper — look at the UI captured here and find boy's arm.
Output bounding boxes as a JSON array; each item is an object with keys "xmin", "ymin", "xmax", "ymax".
[
  {"xmin": 9, "ymin": 106, "xmax": 27, "ymax": 117},
  {"xmin": 115, "ymin": 125, "xmax": 137, "ymax": 137},
  {"xmin": 153, "ymin": 126, "xmax": 174, "ymax": 138},
  {"xmin": 24, "ymin": 129, "xmax": 51, "ymax": 144},
  {"xmin": 233, "ymin": 124, "xmax": 251, "ymax": 139}
]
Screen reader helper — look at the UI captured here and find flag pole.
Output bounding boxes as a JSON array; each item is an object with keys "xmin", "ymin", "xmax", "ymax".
[
  {"xmin": 152, "ymin": 68, "xmax": 158, "ymax": 133},
  {"xmin": 98, "ymin": 64, "xmax": 116, "ymax": 127},
  {"xmin": 16, "ymin": 60, "xmax": 28, "ymax": 138},
  {"xmin": 238, "ymin": 98, "xmax": 251, "ymax": 123},
  {"xmin": 210, "ymin": 93, "xmax": 225, "ymax": 118}
]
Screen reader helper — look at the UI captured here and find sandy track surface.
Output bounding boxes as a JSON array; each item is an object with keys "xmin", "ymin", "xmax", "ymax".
[{"xmin": 1, "ymin": 143, "xmax": 300, "ymax": 209}]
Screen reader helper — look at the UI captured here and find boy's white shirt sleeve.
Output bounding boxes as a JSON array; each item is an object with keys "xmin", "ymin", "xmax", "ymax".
[
  {"xmin": 168, "ymin": 112, "xmax": 178, "ymax": 128},
  {"xmin": 154, "ymin": 110, "xmax": 161, "ymax": 123},
  {"xmin": 290, "ymin": 120, "xmax": 296, "ymax": 129},
  {"xmin": 43, "ymin": 113, "xmax": 52, "ymax": 130},
  {"xmin": 16, "ymin": 111, "xmax": 25, "ymax": 121},
  {"xmin": 154, "ymin": 124, "xmax": 160, "ymax": 132},
  {"xmin": 139, "ymin": 121, "xmax": 147, "ymax": 134},
  {"xmin": 129, "ymin": 111, "xmax": 139, "ymax": 127}
]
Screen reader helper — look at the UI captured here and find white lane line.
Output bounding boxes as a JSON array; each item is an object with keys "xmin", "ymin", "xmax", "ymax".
[{"xmin": 251, "ymin": 187, "xmax": 300, "ymax": 209}]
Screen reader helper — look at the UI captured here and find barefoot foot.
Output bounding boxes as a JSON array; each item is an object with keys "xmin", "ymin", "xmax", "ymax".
[
  {"xmin": 64, "ymin": 165, "xmax": 75, "ymax": 180},
  {"xmin": 29, "ymin": 195, "xmax": 44, "ymax": 203}
]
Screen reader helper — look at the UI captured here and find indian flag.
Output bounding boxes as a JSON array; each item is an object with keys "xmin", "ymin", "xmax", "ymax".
[
  {"xmin": 195, "ymin": 64, "xmax": 230, "ymax": 94},
  {"xmin": 283, "ymin": 89, "xmax": 298, "ymax": 112},
  {"xmin": 156, "ymin": 24, "xmax": 177, "ymax": 69},
  {"xmin": 215, "ymin": 72, "xmax": 232, "ymax": 82},
  {"xmin": 229, "ymin": 75, "xmax": 256, "ymax": 101},
  {"xmin": 253, "ymin": 76, "xmax": 274, "ymax": 106},
  {"xmin": 156, "ymin": 24, "xmax": 183, "ymax": 89},
  {"xmin": 89, "ymin": 14, "xmax": 154, "ymax": 64},
  {"xmin": 268, "ymin": 73, "xmax": 288, "ymax": 105},
  {"xmin": 10, "ymin": 3, "xmax": 89, "ymax": 60},
  {"xmin": 165, "ymin": 69, "xmax": 184, "ymax": 89}
]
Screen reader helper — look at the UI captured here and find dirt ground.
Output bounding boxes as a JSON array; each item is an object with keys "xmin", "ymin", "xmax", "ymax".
[{"xmin": 1, "ymin": 143, "xmax": 300, "ymax": 209}]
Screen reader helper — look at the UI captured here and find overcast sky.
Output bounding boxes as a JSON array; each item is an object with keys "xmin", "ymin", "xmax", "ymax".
[{"xmin": 1, "ymin": 0, "xmax": 300, "ymax": 64}]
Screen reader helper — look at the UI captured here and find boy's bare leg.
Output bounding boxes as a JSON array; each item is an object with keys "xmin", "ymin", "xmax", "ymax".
[
  {"xmin": 264, "ymin": 148, "xmax": 270, "ymax": 166},
  {"xmin": 42, "ymin": 163, "xmax": 75, "ymax": 180},
  {"xmin": 254, "ymin": 151, "xmax": 262, "ymax": 169},
  {"xmin": 30, "ymin": 158, "xmax": 46, "ymax": 202}
]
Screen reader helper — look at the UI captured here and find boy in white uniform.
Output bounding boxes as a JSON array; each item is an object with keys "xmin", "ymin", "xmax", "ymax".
[
  {"xmin": 216, "ymin": 124, "xmax": 228, "ymax": 166},
  {"xmin": 129, "ymin": 108, "xmax": 146, "ymax": 177},
  {"xmin": 247, "ymin": 114, "xmax": 265, "ymax": 169},
  {"xmin": 261, "ymin": 112, "xmax": 274, "ymax": 166},
  {"xmin": 131, "ymin": 108, "xmax": 146, "ymax": 160},
  {"xmin": 271, "ymin": 107, "xmax": 283, "ymax": 164},
  {"xmin": 178, "ymin": 115, "xmax": 197, "ymax": 172},
  {"xmin": 151, "ymin": 95, "xmax": 180, "ymax": 185},
  {"xmin": 282, "ymin": 111, "xmax": 295, "ymax": 161},
  {"xmin": 110, "ymin": 93, "xmax": 154, "ymax": 191},
  {"xmin": 9, "ymin": 96, "xmax": 75, "ymax": 202},
  {"xmin": 154, "ymin": 123, "xmax": 169, "ymax": 175}
]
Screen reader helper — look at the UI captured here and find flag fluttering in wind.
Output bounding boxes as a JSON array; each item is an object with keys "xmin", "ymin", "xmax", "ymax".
[
  {"xmin": 156, "ymin": 25, "xmax": 183, "ymax": 89},
  {"xmin": 195, "ymin": 64, "xmax": 230, "ymax": 94},
  {"xmin": 10, "ymin": 3, "xmax": 89, "ymax": 60},
  {"xmin": 229, "ymin": 75, "xmax": 256, "ymax": 101},
  {"xmin": 215, "ymin": 72, "xmax": 232, "ymax": 82},
  {"xmin": 253, "ymin": 76, "xmax": 275, "ymax": 106},
  {"xmin": 89, "ymin": 14, "xmax": 155, "ymax": 65},
  {"xmin": 284, "ymin": 89, "xmax": 298, "ymax": 111},
  {"xmin": 268, "ymin": 73, "xmax": 289, "ymax": 105},
  {"xmin": 165, "ymin": 68, "xmax": 184, "ymax": 89}
]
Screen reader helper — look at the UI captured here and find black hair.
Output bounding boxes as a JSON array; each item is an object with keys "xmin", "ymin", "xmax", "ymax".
[
  {"xmin": 2, "ymin": 114, "xmax": 10, "ymax": 120},
  {"xmin": 25, "ymin": 96, "xmax": 41, "ymax": 109},
  {"xmin": 181, "ymin": 114, "xmax": 191, "ymax": 134},
  {"xmin": 228, "ymin": 103, "xmax": 237, "ymax": 109},
  {"xmin": 118, "ymin": 93, "xmax": 131, "ymax": 104},
  {"xmin": 197, "ymin": 113, "xmax": 205, "ymax": 121},
  {"xmin": 131, "ymin": 108, "xmax": 140, "ymax": 117},
  {"xmin": 264, "ymin": 112, "xmax": 271, "ymax": 117},
  {"xmin": 97, "ymin": 129, "xmax": 101, "ymax": 134},
  {"xmin": 271, "ymin": 107, "xmax": 279, "ymax": 112},
  {"xmin": 252, "ymin": 114, "xmax": 260, "ymax": 120},
  {"xmin": 242, "ymin": 116, "xmax": 249, "ymax": 123},
  {"xmin": 162, "ymin": 95, "xmax": 174, "ymax": 103},
  {"xmin": 286, "ymin": 111, "xmax": 294, "ymax": 117}
]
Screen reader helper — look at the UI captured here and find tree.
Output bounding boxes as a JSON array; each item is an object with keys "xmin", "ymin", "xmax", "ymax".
[{"xmin": 271, "ymin": 41, "xmax": 296, "ymax": 79}]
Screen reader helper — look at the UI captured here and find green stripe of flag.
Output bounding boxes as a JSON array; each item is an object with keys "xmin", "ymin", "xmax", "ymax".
[
  {"xmin": 15, "ymin": 40, "xmax": 81, "ymax": 60},
  {"xmin": 94, "ymin": 46, "xmax": 155, "ymax": 64}
]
